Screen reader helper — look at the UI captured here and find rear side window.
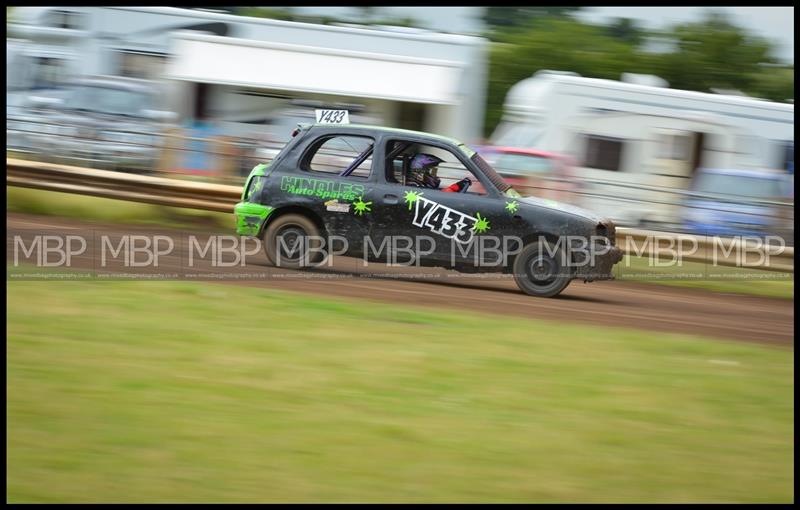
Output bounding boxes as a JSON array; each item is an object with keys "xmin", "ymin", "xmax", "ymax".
[{"xmin": 303, "ymin": 135, "xmax": 374, "ymax": 178}]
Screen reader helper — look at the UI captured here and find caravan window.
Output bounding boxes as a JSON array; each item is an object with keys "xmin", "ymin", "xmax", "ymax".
[
  {"xmin": 119, "ymin": 51, "xmax": 167, "ymax": 80},
  {"xmin": 46, "ymin": 10, "xmax": 85, "ymax": 30},
  {"xmin": 583, "ymin": 135, "xmax": 624, "ymax": 172},
  {"xmin": 658, "ymin": 133, "xmax": 691, "ymax": 160},
  {"xmin": 32, "ymin": 57, "xmax": 69, "ymax": 90},
  {"xmin": 778, "ymin": 142, "xmax": 793, "ymax": 174}
]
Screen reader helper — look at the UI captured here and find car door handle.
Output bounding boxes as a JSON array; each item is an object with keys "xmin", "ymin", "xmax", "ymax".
[{"xmin": 383, "ymin": 193, "xmax": 399, "ymax": 204}]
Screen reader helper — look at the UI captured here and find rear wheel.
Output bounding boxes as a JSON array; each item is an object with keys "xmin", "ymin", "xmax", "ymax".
[
  {"xmin": 513, "ymin": 240, "xmax": 572, "ymax": 298},
  {"xmin": 263, "ymin": 214, "xmax": 323, "ymax": 269}
]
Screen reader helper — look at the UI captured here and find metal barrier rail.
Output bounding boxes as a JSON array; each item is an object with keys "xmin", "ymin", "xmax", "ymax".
[
  {"xmin": 6, "ymin": 158, "xmax": 794, "ymax": 273},
  {"xmin": 7, "ymin": 158, "xmax": 241, "ymax": 213},
  {"xmin": 616, "ymin": 227, "xmax": 794, "ymax": 273}
]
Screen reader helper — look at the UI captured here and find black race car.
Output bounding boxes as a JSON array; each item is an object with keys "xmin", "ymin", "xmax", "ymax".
[{"xmin": 235, "ymin": 121, "xmax": 623, "ymax": 297}]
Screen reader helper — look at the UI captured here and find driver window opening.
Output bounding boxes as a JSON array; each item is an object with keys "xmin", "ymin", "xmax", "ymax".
[{"xmin": 384, "ymin": 140, "xmax": 486, "ymax": 195}]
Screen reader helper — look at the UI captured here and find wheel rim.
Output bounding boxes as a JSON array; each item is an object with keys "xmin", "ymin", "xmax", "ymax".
[
  {"xmin": 526, "ymin": 254, "xmax": 558, "ymax": 288},
  {"xmin": 275, "ymin": 224, "xmax": 307, "ymax": 263}
]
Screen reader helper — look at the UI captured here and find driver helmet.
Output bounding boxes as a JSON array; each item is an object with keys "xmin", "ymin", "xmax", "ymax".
[{"xmin": 408, "ymin": 153, "xmax": 444, "ymax": 189}]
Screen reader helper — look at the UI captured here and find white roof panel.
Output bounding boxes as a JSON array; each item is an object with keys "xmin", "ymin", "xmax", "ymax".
[{"xmin": 166, "ymin": 32, "xmax": 463, "ymax": 105}]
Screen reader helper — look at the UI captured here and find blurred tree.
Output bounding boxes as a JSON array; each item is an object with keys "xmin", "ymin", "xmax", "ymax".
[
  {"xmin": 644, "ymin": 10, "xmax": 776, "ymax": 96},
  {"xmin": 356, "ymin": 6, "xmax": 377, "ymax": 22},
  {"xmin": 747, "ymin": 65, "xmax": 795, "ymax": 102},
  {"xmin": 484, "ymin": 7, "xmax": 582, "ymax": 29},
  {"xmin": 485, "ymin": 17, "xmax": 645, "ymax": 136},
  {"xmin": 368, "ymin": 17, "xmax": 421, "ymax": 29},
  {"xmin": 186, "ymin": 7, "xmax": 236, "ymax": 14},
  {"xmin": 484, "ymin": 10, "xmax": 792, "ymax": 138},
  {"xmin": 605, "ymin": 17, "xmax": 644, "ymax": 46},
  {"xmin": 233, "ymin": 7, "xmax": 296, "ymax": 22},
  {"xmin": 484, "ymin": 7, "xmax": 583, "ymax": 42}
]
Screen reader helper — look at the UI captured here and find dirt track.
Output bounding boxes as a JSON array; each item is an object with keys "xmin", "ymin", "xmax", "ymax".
[{"xmin": 7, "ymin": 213, "xmax": 794, "ymax": 346}]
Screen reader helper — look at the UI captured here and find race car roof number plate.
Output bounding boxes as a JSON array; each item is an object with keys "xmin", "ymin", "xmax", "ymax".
[{"xmin": 315, "ymin": 109, "xmax": 350, "ymax": 125}]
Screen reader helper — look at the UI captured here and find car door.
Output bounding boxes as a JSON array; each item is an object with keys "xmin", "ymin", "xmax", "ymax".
[
  {"xmin": 371, "ymin": 136, "xmax": 515, "ymax": 268},
  {"xmin": 280, "ymin": 130, "xmax": 380, "ymax": 256}
]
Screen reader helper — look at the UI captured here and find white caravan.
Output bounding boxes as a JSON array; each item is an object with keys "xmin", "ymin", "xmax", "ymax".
[{"xmin": 490, "ymin": 71, "xmax": 794, "ymax": 226}]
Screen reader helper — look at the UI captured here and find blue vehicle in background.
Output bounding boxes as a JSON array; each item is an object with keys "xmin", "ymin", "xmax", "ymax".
[{"xmin": 682, "ymin": 167, "xmax": 793, "ymax": 241}]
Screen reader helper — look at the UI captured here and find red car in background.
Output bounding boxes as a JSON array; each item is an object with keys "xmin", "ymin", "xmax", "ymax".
[{"xmin": 478, "ymin": 146, "xmax": 581, "ymax": 203}]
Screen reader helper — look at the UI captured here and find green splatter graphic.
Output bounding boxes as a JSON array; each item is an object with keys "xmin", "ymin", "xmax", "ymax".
[
  {"xmin": 353, "ymin": 196, "xmax": 372, "ymax": 216},
  {"xmin": 505, "ymin": 200, "xmax": 519, "ymax": 214},
  {"xmin": 473, "ymin": 212, "xmax": 490, "ymax": 234},
  {"xmin": 246, "ymin": 176, "xmax": 264, "ymax": 201},
  {"xmin": 234, "ymin": 202, "xmax": 274, "ymax": 236},
  {"xmin": 404, "ymin": 190, "xmax": 423, "ymax": 210}
]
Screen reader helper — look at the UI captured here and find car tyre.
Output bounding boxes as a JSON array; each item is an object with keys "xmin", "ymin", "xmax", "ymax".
[
  {"xmin": 263, "ymin": 213, "xmax": 323, "ymax": 269},
  {"xmin": 513, "ymin": 239, "xmax": 572, "ymax": 298}
]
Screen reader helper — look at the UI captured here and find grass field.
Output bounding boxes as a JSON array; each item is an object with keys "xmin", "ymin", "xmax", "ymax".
[
  {"xmin": 616, "ymin": 255, "xmax": 794, "ymax": 300},
  {"xmin": 7, "ymin": 281, "xmax": 794, "ymax": 503},
  {"xmin": 7, "ymin": 186, "xmax": 232, "ymax": 230}
]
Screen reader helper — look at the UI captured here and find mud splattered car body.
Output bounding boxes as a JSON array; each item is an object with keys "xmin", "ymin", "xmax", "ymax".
[{"xmin": 235, "ymin": 123, "xmax": 623, "ymax": 297}]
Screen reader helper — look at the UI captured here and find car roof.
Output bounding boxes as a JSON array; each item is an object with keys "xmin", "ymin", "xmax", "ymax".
[{"xmin": 304, "ymin": 123, "xmax": 465, "ymax": 146}]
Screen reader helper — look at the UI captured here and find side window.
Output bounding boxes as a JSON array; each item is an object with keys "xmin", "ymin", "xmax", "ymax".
[
  {"xmin": 583, "ymin": 135, "xmax": 624, "ymax": 171},
  {"xmin": 118, "ymin": 51, "xmax": 167, "ymax": 80},
  {"xmin": 657, "ymin": 132, "xmax": 691, "ymax": 160},
  {"xmin": 385, "ymin": 140, "xmax": 487, "ymax": 195},
  {"xmin": 32, "ymin": 57, "xmax": 68, "ymax": 90},
  {"xmin": 780, "ymin": 141, "xmax": 793, "ymax": 174},
  {"xmin": 304, "ymin": 135, "xmax": 374, "ymax": 178},
  {"xmin": 47, "ymin": 10, "xmax": 84, "ymax": 30}
]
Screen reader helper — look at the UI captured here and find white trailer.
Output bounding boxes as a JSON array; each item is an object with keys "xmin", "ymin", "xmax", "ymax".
[{"xmin": 490, "ymin": 71, "xmax": 794, "ymax": 226}]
